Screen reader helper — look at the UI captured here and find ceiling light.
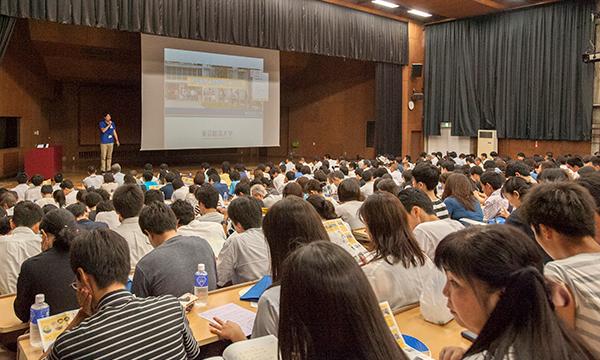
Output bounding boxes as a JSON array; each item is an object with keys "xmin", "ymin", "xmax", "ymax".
[
  {"xmin": 371, "ymin": 0, "xmax": 399, "ymax": 9},
  {"xmin": 407, "ymin": 9, "xmax": 432, "ymax": 17}
]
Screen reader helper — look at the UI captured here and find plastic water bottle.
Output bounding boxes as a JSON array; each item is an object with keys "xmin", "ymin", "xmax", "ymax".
[
  {"xmin": 30, "ymin": 294, "xmax": 50, "ymax": 348},
  {"xmin": 194, "ymin": 264, "xmax": 209, "ymax": 308}
]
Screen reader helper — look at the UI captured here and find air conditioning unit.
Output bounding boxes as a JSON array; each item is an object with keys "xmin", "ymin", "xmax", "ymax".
[{"xmin": 477, "ymin": 130, "xmax": 497, "ymax": 156}]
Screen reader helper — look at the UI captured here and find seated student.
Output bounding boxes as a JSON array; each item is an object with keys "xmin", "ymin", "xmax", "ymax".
[
  {"xmin": 160, "ymin": 172, "xmax": 176, "ymax": 200},
  {"xmin": 220, "ymin": 161, "xmax": 232, "ymax": 187},
  {"xmin": 14, "ymin": 209, "xmax": 79, "ymax": 320},
  {"xmin": 500, "ymin": 176, "xmax": 534, "ymax": 236},
  {"xmin": 66, "ymin": 203, "xmax": 108, "ymax": 231},
  {"xmin": 144, "ymin": 189, "xmax": 165, "ymax": 206},
  {"xmin": 217, "ymin": 197, "xmax": 269, "ymax": 286},
  {"xmin": 171, "ymin": 200, "xmax": 226, "ymax": 256},
  {"xmin": 132, "ymin": 202, "xmax": 216, "ymax": 297},
  {"xmin": 47, "ymin": 228, "xmax": 202, "ymax": 359},
  {"xmin": 52, "ymin": 189, "xmax": 66, "ymax": 209},
  {"xmin": 0, "ymin": 201, "xmax": 43, "ymax": 294},
  {"xmin": 0, "ymin": 191, "xmax": 17, "ymax": 216},
  {"xmin": 209, "ymin": 173, "xmax": 229, "ymax": 199},
  {"xmin": 520, "ymin": 182, "xmax": 600, "ymax": 355},
  {"xmin": 111, "ymin": 163, "xmax": 126, "ymax": 185},
  {"xmin": 480, "ymin": 171, "xmax": 508, "ymax": 222},
  {"xmin": 271, "ymin": 167, "xmax": 285, "ymax": 194},
  {"xmin": 436, "ymin": 225, "xmax": 594, "ymax": 360},
  {"xmin": 211, "ymin": 242, "xmax": 409, "ymax": 360},
  {"xmin": 195, "ymin": 184, "xmax": 224, "ymax": 223},
  {"xmin": 171, "ymin": 178, "xmax": 188, "ymax": 202},
  {"xmin": 52, "ymin": 173, "xmax": 63, "ymax": 192},
  {"xmin": 538, "ymin": 167, "xmax": 571, "ymax": 182},
  {"xmin": 397, "ymin": 188, "xmax": 464, "ymax": 261},
  {"xmin": 411, "ymin": 163, "xmax": 449, "ymax": 219},
  {"xmin": 360, "ymin": 169, "xmax": 375, "ymax": 198},
  {"xmin": 307, "ymin": 194, "xmax": 340, "ymax": 222},
  {"xmin": 94, "ymin": 200, "xmax": 121, "ymax": 230},
  {"xmin": 84, "ymin": 191, "xmax": 103, "ymax": 221},
  {"xmin": 35, "ymin": 185, "xmax": 58, "ymax": 208},
  {"xmin": 25, "ymin": 174, "xmax": 44, "ymax": 202},
  {"xmin": 11, "ymin": 172, "xmax": 29, "ymax": 202},
  {"xmin": 442, "ymin": 173, "xmax": 484, "ymax": 222},
  {"xmin": 335, "ymin": 179, "xmax": 365, "ymax": 230},
  {"xmin": 228, "ymin": 170, "xmax": 241, "ymax": 196},
  {"xmin": 506, "ymin": 160, "xmax": 537, "ymax": 184},
  {"xmin": 60, "ymin": 179, "xmax": 78, "ymax": 206},
  {"xmin": 210, "ymin": 197, "xmax": 329, "ymax": 341},
  {"xmin": 359, "ymin": 192, "xmax": 451, "ymax": 322},
  {"xmin": 577, "ymin": 173, "xmax": 600, "ymax": 245},
  {"xmin": 100, "ymin": 173, "xmax": 118, "ymax": 196},
  {"xmin": 142, "ymin": 170, "xmax": 159, "ymax": 189},
  {"xmin": 250, "ymin": 183, "xmax": 268, "ymax": 207},
  {"xmin": 282, "ymin": 182, "xmax": 303, "ymax": 198},
  {"xmin": 113, "ymin": 184, "xmax": 153, "ymax": 272},
  {"xmin": 83, "ymin": 166, "xmax": 104, "ymax": 190}
]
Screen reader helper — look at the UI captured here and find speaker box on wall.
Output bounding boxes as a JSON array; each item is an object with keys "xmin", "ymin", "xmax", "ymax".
[{"xmin": 411, "ymin": 63, "xmax": 423, "ymax": 78}]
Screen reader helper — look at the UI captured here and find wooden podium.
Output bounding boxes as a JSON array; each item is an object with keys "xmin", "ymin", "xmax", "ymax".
[{"xmin": 24, "ymin": 146, "xmax": 62, "ymax": 179}]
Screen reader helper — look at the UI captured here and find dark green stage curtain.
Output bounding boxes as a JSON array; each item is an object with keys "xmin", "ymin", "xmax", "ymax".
[
  {"xmin": 375, "ymin": 62, "xmax": 403, "ymax": 156},
  {"xmin": 0, "ymin": 15, "xmax": 15, "ymax": 64},
  {"xmin": 424, "ymin": 0, "xmax": 594, "ymax": 141},
  {"xmin": 0, "ymin": 0, "xmax": 408, "ymax": 65}
]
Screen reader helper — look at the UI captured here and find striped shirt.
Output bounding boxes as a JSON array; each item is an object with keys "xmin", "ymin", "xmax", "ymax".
[
  {"xmin": 545, "ymin": 252, "xmax": 600, "ymax": 356},
  {"xmin": 48, "ymin": 290, "xmax": 201, "ymax": 360},
  {"xmin": 432, "ymin": 198, "xmax": 449, "ymax": 220}
]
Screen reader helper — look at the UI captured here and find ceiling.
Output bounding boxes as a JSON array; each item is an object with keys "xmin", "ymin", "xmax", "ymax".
[{"xmin": 324, "ymin": 0, "xmax": 559, "ymax": 23}]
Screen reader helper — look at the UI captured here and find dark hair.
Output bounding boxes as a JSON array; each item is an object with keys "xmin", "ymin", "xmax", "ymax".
[
  {"xmin": 483, "ymin": 160, "xmax": 496, "ymax": 170},
  {"xmin": 397, "ymin": 188, "xmax": 434, "ymax": 215},
  {"xmin": 42, "ymin": 204, "xmax": 59, "ymax": 214},
  {"xmin": 521, "ymin": 182, "xmax": 596, "ymax": 238},
  {"xmin": 144, "ymin": 189, "xmax": 165, "ymax": 206},
  {"xmin": 139, "ymin": 201, "xmax": 177, "ymax": 234},
  {"xmin": 567, "ymin": 156, "xmax": 584, "ymax": 169},
  {"xmin": 12, "ymin": 201, "xmax": 43, "ymax": 228},
  {"xmin": 31, "ymin": 175, "xmax": 44, "ymax": 186},
  {"xmin": 234, "ymin": 182, "xmax": 251, "ymax": 196},
  {"xmin": 440, "ymin": 161, "xmax": 455, "ymax": 172},
  {"xmin": 230, "ymin": 170, "xmax": 241, "ymax": 181},
  {"xmin": 172, "ymin": 178, "xmax": 184, "ymax": 190},
  {"xmin": 53, "ymin": 190, "xmax": 66, "ymax": 208},
  {"xmin": 164, "ymin": 172, "xmax": 176, "ymax": 184},
  {"xmin": 469, "ymin": 166, "xmax": 483, "ymax": 176},
  {"xmin": 577, "ymin": 173, "xmax": 600, "ymax": 214},
  {"xmin": 227, "ymin": 196, "xmax": 262, "ymax": 230},
  {"xmin": 84, "ymin": 191, "xmax": 103, "ymax": 208},
  {"xmin": 112, "ymin": 184, "xmax": 145, "ymax": 219},
  {"xmin": 306, "ymin": 195, "xmax": 338, "ymax": 220},
  {"xmin": 480, "ymin": 171, "xmax": 505, "ymax": 191},
  {"xmin": 359, "ymin": 192, "xmax": 425, "ymax": 267},
  {"xmin": 442, "ymin": 173, "xmax": 476, "ymax": 211},
  {"xmin": 66, "ymin": 203, "xmax": 87, "ymax": 218},
  {"xmin": 195, "ymin": 184, "xmax": 219, "ymax": 209},
  {"xmin": 143, "ymin": 163, "xmax": 153, "ymax": 171},
  {"xmin": 70, "ymin": 229, "xmax": 130, "ymax": 288},
  {"xmin": 279, "ymin": 242, "xmax": 407, "ymax": 360},
  {"xmin": 434, "ymin": 225, "xmax": 594, "ymax": 360},
  {"xmin": 375, "ymin": 179, "xmax": 399, "ymax": 196},
  {"xmin": 285, "ymin": 171, "xmax": 296, "ymax": 181},
  {"xmin": 361, "ymin": 169, "xmax": 374, "ymax": 182},
  {"xmin": 304, "ymin": 179, "xmax": 323, "ymax": 194},
  {"xmin": 40, "ymin": 185, "xmax": 53, "ymax": 195},
  {"xmin": 282, "ymin": 182, "xmax": 303, "ymax": 198},
  {"xmin": 209, "ymin": 173, "xmax": 221, "ymax": 184},
  {"xmin": 87, "ymin": 165, "xmax": 97, "ymax": 175},
  {"xmin": 0, "ymin": 216, "xmax": 11, "ymax": 235},
  {"xmin": 170, "ymin": 199, "xmax": 195, "ymax": 226},
  {"xmin": 193, "ymin": 172, "xmax": 206, "ymax": 186},
  {"xmin": 505, "ymin": 161, "xmax": 530, "ymax": 177},
  {"xmin": 103, "ymin": 173, "xmax": 115, "ymax": 183},
  {"xmin": 40, "ymin": 209, "xmax": 78, "ymax": 251},
  {"xmin": 142, "ymin": 171, "xmax": 154, "ymax": 182},
  {"xmin": 412, "ymin": 163, "xmax": 440, "ymax": 191},
  {"xmin": 338, "ymin": 179, "xmax": 362, "ymax": 202},
  {"xmin": 60, "ymin": 179, "xmax": 74, "ymax": 190},
  {"xmin": 0, "ymin": 191, "xmax": 17, "ymax": 209},
  {"xmin": 263, "ymin": 197, "xmax": 329, "ymax": 282},
  {"xmin": 502, "ymin": 177, "xmax": 532, "ymax": 199},
  {"xmin": 538, "ymin": 168, "xmax": 570, "ymax": 183},
  {"xmin": 96, "ymin": 200, "xmax": 115, "ymax": 213},
  {"xmin": 16, "ymin": 172, "xmax": 28, "ymax": 184}
]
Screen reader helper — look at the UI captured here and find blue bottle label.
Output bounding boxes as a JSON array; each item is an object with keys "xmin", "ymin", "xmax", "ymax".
[
  {"xmin": 195, "ymin": 274, "xmax": 208, "ymax": 287},
  {"xmin": 30, "ymin": 307, "xmax": 50, "ymax": 324}
]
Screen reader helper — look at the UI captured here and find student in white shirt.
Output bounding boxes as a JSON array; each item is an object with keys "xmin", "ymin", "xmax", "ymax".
[
  {"xmin": 171, "ymin": 199, "xmax": 226, "ymax": 256},
  {"xmin": 25, "ymin": 174, "xmax": 44, "ymax": 202},
  {"xmin": 12, "ymin": 172, "xmax": 30, "ymax": 202},
  {"xmin": 520, "ymin": 182, "xmax": 600, "ymax": 356},
  {"xmin": 271, "ymin": 167, "xmax": 286, "ymax": 195},
  {"xmin": 82, "ymin": 165, "xmax": 104, "ymax": 190},
  {"xmin": 171, "ymin": 178, "xmax": 188, "ymax": 202},
  {"xmin": 398, "ymin": 188, "xmax": 464, "ymax": 261},
  {"xmin": 60, "ymin": 180, "xmax": 78, "ymax": 206},
  {"xmin": 0, "ymin": 192, "xmax": 17, "ymax": 216},
  {"xmin": 359, "ymin": 192, "xmax": 451, "ymax": 323},
  {"xmin": 195, "ymin": 184, "xmax": 225, "ymax": 224},
  {"xmin": 94, "ymin": 200, "xmax": 121, "ymax": 230},
  {"xmin": 0, "ymin": 201, "xmax": 43, "ymax": 294},
  {"xmin": 436, "ymin": 225, "xmax": 594, "ymax": 360},
  {"xmin": 112, "ymin": 184, "xmax": 153, "ymax": 272},
  {"xmin": 335, "ymin": 179, "xmax": 364, "ymax": 230},
  {"xmin": 100, "ymin": 173, "xmax": 119, "ymax": 197},
  {"xmin": 360, "ymin": 169, "xmax": 375, "ymax": 198},
  {"xmin": 210, "ymin": 197, "xmax": 329, "ymax": 342},
  {"xmin": 35, "ymin": 185, "xmax": 58, "ymax": 208},
  {"xmin": 111, "ymin": 163, "xmax": 126, "ymax": 185},
  {"xmin": 217, "ymin": 196, "xmax": 269, "ymax": 287},
  {"xmin": 388, "ymin": 159, "xmax": 403, "ymax": 186}
]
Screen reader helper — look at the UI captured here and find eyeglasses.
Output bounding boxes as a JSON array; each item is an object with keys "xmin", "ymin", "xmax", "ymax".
[{"xmin": 70, "ymin": 282, "xmax": 79, "ymax": 291}]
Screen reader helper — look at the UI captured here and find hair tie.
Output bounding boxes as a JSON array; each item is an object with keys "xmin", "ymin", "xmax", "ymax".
[{"xmin": 509, "ymin": 266, "xmax": 540, "ymax": 280}]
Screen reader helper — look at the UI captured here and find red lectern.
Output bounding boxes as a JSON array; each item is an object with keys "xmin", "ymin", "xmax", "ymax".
[{"xmin": 24, "ymin": 146, "xmax": 62, "ymax": 179}]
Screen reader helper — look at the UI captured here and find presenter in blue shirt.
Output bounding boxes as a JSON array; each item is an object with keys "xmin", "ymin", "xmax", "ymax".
[{"xmin": 99, "ymin": 113, "xmax": 120, "ymax": 173}]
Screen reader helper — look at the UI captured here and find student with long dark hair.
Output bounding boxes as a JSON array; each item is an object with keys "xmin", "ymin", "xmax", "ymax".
[
  {"xmin": 435, "ymin": 225, "xmax": 594, "ymax": 360},
  {"xmin": 359, "ymin": 192, "xmax": 451, "ymax": 322},
  {"xmin": 209, "ymin": 197, "xmax": 329, "ymax": 340},
  {"xmin": 306, "ymin": 194, "xmax": 339, "ymax": 221},
  {"xmin": 442, "ymin": 173, "xmax": 483, "ymax": 222}
]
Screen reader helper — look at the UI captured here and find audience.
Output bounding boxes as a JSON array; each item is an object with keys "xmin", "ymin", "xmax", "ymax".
[
  {"xmin": 11, "ymin": 172, "xmax": 29, "ymax": 202},
  {"xmin": 35, "ymin": 185, "xmax": 57, "ymax": 208},
  {"xmin": 14, "ymin": 209, "xmax": 79, "ymax": 320},
  {"xmin": 83, "ymin": 165, "xmax": 104, "ymax": 189},
  {"xmin": 217, "ymin": 196, "xmax": 269, "ymax": 286},
  {"xmin": 479, "ymin": 171, "xmax": 508, "ymax": 222},
  {"xmin": 411, "ymin": 163, "xmax": 449, "ymax": 219},
  {"xmin": 335, "ymin": 179, "xmax": 364, "ymax": 230},
  {"xmin": 171, "ymin": 199, "xmax": 226, "ymax": 256},
  {"xmin": 60, "ymin": 179, "xmax": 78, "ymax": 206},
  {"xmin": 442, "ymin": 173, "xmax": 484, "ymax": 222},
  {"xmin": 66, "ymin": 202, "xmax": 108, "ymax": 231},
  {"xmin": 101, "ymin": 173, "xmax": 119, "ymax": 195},
  {"xmin": 132, "ymin": 202, "xmax": 217, "ymax": 297},
  {"xmin": 195, "ymin": 184, "xmax": 224, "ymax": 223},
  {"xmin": 25, "ymin": 174, "xmax": 43, "ymax": 202}
]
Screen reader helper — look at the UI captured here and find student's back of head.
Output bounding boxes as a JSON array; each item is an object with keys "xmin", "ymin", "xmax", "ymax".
[
  {"xmin": 306, "ymin": 194, "xmax": 338, "ymax": 221},
  {"xmin": 139, "ymin": 201, "xmax": 177, "ymax": 236},
  {"xmin": 144, "ymin": 189, "xmax": 165, "ymax": 206},
  {"xmin": 84, "ymin": 191, "xmax": 103, "ymax": 209},
  {"xmin": 170, "ymin": 199, "xmax": 195, "ymax": 226},
  {"xmin": 435, "ymin": 225, "xmax": 594, "ymax": 360},
  {"xmin": 442, "ymin": 173, "xmax": 476, "ymax": 211},
  {"xmin": 0, "ymin": 191, "xmax": 17, "ymax": 210},
  {"xmin": 227, "ymin": 196, "xmax": 262, "ymax": 231},
  {"xmin": 505, "ymin": 161, "xmax": 531, "ymax": 177},
  {"xmin": 16, "ymin": 172, "xmax": 28, "ymax": 184},
  {"xmin": 278, "ymin": 241, "xmax": 407, "ymax": 360},
  {"xmin": 397, "ymin": 187, "xmax": 435, "ymax": 215},
  {"xmin": 480, "ymin": 171, "xmax": 505, "ymax": 191},
  {"xmin": 337, "ymin": 178, "xmax": 362, "ymax": 202},
  {"xmin": 142, "ymin": 171, "xmax": 154, "ymax": 182},
  {"xmin": 40, "ymin": 209, "xmax": 78, "ymax": 252},
  {"xmin": 263, "ymin": 196, "xmax": 329, "ymax": 281},
  {"xmin": 112, "ymin": 184, "xmax": 145, "ymax": 219},
  {"xmin": 538, "ymin": 168, "xmax": 570, "ymax": 183},
  {"xmin": 12, "ymin": 201, "xmax": 43, "ymax": 229},
  {"xmin": 70, "ymin": 229, "xmax": 130, "ymax": 289},
  {"xmin": 195, "ymin": 184, "xmax": 219, "ymax": 209},
  {"xmin": 412, "ymin": 163, "xmax": 440, "ymax": 191},
  {"xmin": 577, "ymin": 173, "xmax": 600, "ymax": 216},
  {"xmin": 31, "ymin": 174, "xmax": 44, "ymax": 187},
  {"xmin": 282, "ymin": 182, "xmax": 303, "ymax": 198}
]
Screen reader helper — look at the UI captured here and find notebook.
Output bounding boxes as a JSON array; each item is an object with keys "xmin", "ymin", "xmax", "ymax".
[
  {"xmin": 240, "ymin": 276, "xmax": 272, "ymax": 302},
  {"xmin": 204, "ymin": 335, "xmax": 278, "ymax": 360}
]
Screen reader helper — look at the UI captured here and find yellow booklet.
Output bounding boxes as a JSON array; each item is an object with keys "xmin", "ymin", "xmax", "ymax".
[
  {"xmin": 323, "ymin": 218, "xmax": 373, "ymax": 266},
  {"xmin": 38, "ymin": 310, "xmax": 79, "ymax": 351},
  {"xmin": 379, "ymin": 301, "xmax": 409, "ymax": 349}
]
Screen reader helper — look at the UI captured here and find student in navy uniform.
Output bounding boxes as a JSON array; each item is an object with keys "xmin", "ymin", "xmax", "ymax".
[{"xmin": 99, "ymin": 113, "xmax": 120, "ymax": 173}]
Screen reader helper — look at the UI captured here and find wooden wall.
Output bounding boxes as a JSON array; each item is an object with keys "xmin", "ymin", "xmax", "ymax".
[
  {"xmin": 498, "ymin": 139, "xmax": 592, "ymax": 158},
  {"xmin": 402, "ymin": 22, "xmax": 425, "ymax": 159}
]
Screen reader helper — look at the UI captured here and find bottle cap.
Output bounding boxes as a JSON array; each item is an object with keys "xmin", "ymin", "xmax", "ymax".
[
  {"xmin": 35, "ymin": 294, "xmax": 45, "ymax": 303},
  {"xmin": 198, "ymin": 264, "xmax": 205, "ymax": 272}
]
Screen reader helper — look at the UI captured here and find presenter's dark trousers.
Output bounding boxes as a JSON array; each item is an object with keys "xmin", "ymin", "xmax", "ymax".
[{"xmin": 100, "ymin": 143, "xmax": 114, "ymax": 172}]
